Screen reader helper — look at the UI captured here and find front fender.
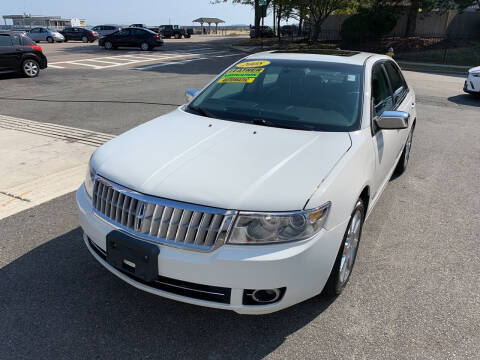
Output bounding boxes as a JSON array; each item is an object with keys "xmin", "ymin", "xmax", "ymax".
[{"xmin": 305, "ymin": 128, "xmax": 375, "ymax": 231}]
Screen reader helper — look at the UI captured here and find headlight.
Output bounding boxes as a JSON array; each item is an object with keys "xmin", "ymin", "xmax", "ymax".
[
  {"xmin": 84, "ymin": 163, "xmax": 95, "ymax": 198},
  {"xmin": 227, "ymin": 203, "xmax": 331, "ymax": 244}
]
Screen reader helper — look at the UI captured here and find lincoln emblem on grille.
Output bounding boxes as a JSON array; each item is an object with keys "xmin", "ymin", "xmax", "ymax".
[{"xmin": 134, "ymin": 201, "xmax": 146, "ymax": 232}]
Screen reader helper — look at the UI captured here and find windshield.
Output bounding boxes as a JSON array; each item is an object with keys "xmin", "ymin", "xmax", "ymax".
[{"xmin": 187, "ymin": 59, "xmax": 364, "ymax": 132}]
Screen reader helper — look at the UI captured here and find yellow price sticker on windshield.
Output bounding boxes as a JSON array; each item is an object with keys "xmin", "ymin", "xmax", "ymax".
[
  {"xmin": 236, "ymin": 60, "xmax": 270, "ymax": 68},
  {"xmin": 218, "ymin": 67, "xmax": 265, "ymax": 83},
  {"xmin": 218, "ymin": 77, "xmax": 256, "ymax": 83}
]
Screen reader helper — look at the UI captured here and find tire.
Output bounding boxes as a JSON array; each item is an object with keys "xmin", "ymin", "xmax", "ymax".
[
  {"xmin": 140, "ymin": 42, "xmax": 150, "ymax": 51},
  {"xmin": 104, "ymin": 41, "xmax": 113, "ymax": 50},
  {"xmin": 324, "ymin": 199, "xmax": 365, "ymax": 296},
  {"xmin": 47, "ymin": 36, "xmax": 54, "ymax": 43},
  {"xmin": 64, "ymin": 38, "xmax": 68, "ymax": 42},
  {"xmin": 174, "ymin": 33, "xmax": 181, "ymax": 39},
  {"xmin": 394, "ymin": 125, "xmax": 415, "ymax": 176},
  {"xmin": 185, "ymin": 34, "xmax": 191, "ymax": 38},
  {"xmin": 22, "ymin": 59, "xmax": 40, "ymax": 78},
  {"xmin": 82, "ymin": 36, "xmax": 88, "ymax": 43}
]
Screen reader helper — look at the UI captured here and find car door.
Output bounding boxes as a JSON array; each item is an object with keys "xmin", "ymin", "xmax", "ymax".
[
  {"xmin": 29, "ymin": 28, "xmax": 40, "ymax": 42},
  {"xmin": 130, "ymin": 29, "xmax": 145, "ymax": 46},
  {"xmin": 0, "ymin": 34, "xmax": 17, "ymax": 71},
  {"xmin": 370, "ymin": 62, "xmax": 403, "ymax": 197},
  {"xmin": 39, "ymin": 28, "xmax": 48, "ymax": 41},
  {"xmin": 115, "ymin": 28, "xmax": 131, "ymax": 47}
]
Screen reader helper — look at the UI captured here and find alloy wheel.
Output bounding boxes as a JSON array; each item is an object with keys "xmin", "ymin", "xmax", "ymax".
[
  {"xmin": 338, "ymin": 208, "xmax": 363, "ymax": 287},
  {"xmin": 23, "ymin": 60, "xmax": 39, "ymax": 77},
  {"xmin": 105, "ymin": 41, "xmax": 112, "ymax": 49},
  {"xmin": 403, "ymin": 131, "xmax": 413, "ymax": 169},
  {"xmin": 141, "ymin": 42, "xmax": 149, "ymax": 51}
]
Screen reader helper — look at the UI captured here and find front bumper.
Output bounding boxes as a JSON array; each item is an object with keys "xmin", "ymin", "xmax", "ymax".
[
  {"xmin": 77, "ymin": 185, "xmax": 348, "ymax": 314},
  {"xmin": 464, "ymin": 76, "xmax": 480, "ymax": 94}
]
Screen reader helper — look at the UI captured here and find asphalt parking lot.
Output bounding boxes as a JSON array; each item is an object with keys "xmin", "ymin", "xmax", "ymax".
[{"xmin": 1, "ymin": 37, "xmax": 479, "ymax": 359}]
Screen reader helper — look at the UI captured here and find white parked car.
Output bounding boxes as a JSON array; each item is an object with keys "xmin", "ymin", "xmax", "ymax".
[
  {"xmin": 464, "ymin": 66, "xmax": 480, "ymax": 95},
  {"xmin": 77, "ymin": 50, "xmax": 416, "ymax": 314}
]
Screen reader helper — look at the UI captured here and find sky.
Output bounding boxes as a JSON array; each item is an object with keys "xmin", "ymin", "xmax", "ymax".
[{"xmin": 1, "ymin": 0, "xmax": 278, "ymax": 27}]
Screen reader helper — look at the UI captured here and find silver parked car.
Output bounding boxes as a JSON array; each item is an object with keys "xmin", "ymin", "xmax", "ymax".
[
  {"xmin": 27, "ymin": 27, "xmax": 64, "ymax": 43},
  {"xmin": 90, "ymin": 25, "xmax": 121, "ymax": 37}
]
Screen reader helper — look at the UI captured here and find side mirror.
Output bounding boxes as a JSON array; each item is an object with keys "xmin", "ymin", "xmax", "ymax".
[
  {"xmin": 185, "ymin": 88, "xmax": 200, "ymax": 102},
  {"xmin": 375, "ymin": 111, "xmax": 409, "ymax": 130}
]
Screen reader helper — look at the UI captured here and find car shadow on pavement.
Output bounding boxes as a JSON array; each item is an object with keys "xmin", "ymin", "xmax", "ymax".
[
  {"xmin": 447, "ymin": 94, "xmax": 480, "ymax": 107},
  {"xmin": 1, "ymin": 227, "xmax": 334, "ymax": 359}
]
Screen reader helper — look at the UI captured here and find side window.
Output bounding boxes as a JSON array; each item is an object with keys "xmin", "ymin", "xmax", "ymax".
[
  {"xmin": 118, "ymin": 29, "xmax": 130, "ymax": 36},
  {"xmin": 31, "ymin": 28, "xmax": 39, "ymax": 33},
  {"xmin": 0, "ymin": 35, "xmax": 12, "ymax": 46},
  {"xmin": 372, "ymin": 64, "xmax": 393, "ymax": 117},
  {"xmin": 384, "ymin": 61, "xmax": 407, "ymax": 104},
  {"xmin": 11, "ymin": 34, "xmax": 21, "ymax": 45}
]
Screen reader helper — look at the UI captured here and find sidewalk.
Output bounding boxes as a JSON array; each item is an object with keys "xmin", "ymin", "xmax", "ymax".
[{"xmin": 0, "ymin": 115, "xmax": 114, "ymax": 219}]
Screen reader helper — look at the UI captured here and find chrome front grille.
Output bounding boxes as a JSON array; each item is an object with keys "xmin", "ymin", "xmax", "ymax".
[{"xmin": 92, "ymin": 176, "xmax": 236, "ymax": 251}]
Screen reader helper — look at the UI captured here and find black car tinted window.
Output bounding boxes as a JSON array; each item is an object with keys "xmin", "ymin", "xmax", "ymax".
[
  {"xmin": 384, "ymin": 62, "xmax": 405, "ymax": 93},
  {"xmin": 372, "ymin": 64, "xmax": 393, "ymax": 116},
  {"xmin": 118, "ymin": 29, "xmax": 130, "ymax": 36},
  {"xmin": 11, "ymin": 34, "xmax": 21, "ymax": 45},
  {"xmin": 0, "ymin": 35, "xmax": 12, "ymax": 46},
  {"xmin": 21, "ymin": 35, "xmax": 35, "ymax": 45}
]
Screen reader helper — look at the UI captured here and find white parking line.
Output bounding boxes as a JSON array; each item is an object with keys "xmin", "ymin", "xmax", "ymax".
[
  {"xmin": 136, "ymin": 57, "xmax": 207, "ymax": 70},
  {"xmin": 82, "ymin": 59, "xmax": 127, "ymax": 65},
  {"xmin": 47, "ymin": 49, "xmax": 235, "ymax": 70}
]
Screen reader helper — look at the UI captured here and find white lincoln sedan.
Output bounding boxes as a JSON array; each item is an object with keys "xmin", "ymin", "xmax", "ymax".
[
  {"xmin": 77, "ymin": 50, "xmax": 416, "ymax": 314},
  {"xmin": 464, "ymin": 66, "xmax": 480, "ymax": 95}
]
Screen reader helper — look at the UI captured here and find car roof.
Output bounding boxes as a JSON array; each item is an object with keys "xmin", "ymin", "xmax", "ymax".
[{"xmin": 246, "ymin": 50, "xmax": 381, "ymax": 66}]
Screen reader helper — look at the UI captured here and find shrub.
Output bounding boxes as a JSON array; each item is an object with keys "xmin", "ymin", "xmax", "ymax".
[{"xmin": 341, "ymin": 7, "xmax": 397, "ymax": 42}]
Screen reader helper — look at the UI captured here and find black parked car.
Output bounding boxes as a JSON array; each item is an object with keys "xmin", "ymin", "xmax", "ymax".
[
  {"xmin": 98, "ymin": 27, "xmax": 164, "ymax": 51},
  {"xmin": 0, "ymin": 31, "xmax": 47, "ymax": 77},
  {"xmin": 60, "ymin": 27, "xmax": 98, "ymax": 43}
]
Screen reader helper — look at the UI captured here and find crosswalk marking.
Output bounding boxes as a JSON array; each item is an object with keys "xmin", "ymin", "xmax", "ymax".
[{"xmin": 47, "ymin": 48, "xmax": 239, "ymax": 70}]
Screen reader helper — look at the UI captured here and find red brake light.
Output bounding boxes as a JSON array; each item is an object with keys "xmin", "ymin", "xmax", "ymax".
[
  {"xmin": 90, "ymin": 31, "xmax": 94, "ymax": 36},
  {"xmin": 153, "ymin": 34, "xmax": 159, "ymax": 39},
  {"xmin": 29, "ymin": 44, "xmax": 42, "ymax": 52}
]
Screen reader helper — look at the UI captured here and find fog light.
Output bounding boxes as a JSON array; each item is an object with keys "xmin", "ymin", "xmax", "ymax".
[
  {"xmin": 252, "ymin": 289, "xmax": 280, "ymax": 303},
  {"xmin": 243, "ymin": 287, "xmax": 286, "ymax": 305}
]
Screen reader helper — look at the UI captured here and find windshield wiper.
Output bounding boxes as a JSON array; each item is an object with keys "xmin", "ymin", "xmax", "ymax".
[
  {"xmin": 188, "ymin": 106, "xmax": 216, "ymax": 119},
  {"xmin": 251, "ymin": 118, "xmax": 313, "ymax": 131}
]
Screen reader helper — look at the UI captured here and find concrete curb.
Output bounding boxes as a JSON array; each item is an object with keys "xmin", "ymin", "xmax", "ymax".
[{"xmin": 397, "ymin": 61, "xmax": 470, "ymax": 75}]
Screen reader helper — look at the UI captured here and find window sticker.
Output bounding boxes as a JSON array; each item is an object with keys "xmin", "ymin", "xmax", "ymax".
[
  {"xmin": 236, "ymin": 60, "xmax": 271, "ymax": 68},
  {"xmin": 347, "ymin": 74, "xmax": 356, "ymax": 82},
  {"xmin": 218, "ymin": 68, "xmax": 265, "ymax": 83}
]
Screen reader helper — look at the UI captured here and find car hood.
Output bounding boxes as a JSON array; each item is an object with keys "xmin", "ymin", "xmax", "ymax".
[
  {"xmin": 469, "ymin": 66, "xmax": 480, "ymax": 73},
  {"xmin": 92, "ymin": 109, "xmax": 351, "ymax": 211}
]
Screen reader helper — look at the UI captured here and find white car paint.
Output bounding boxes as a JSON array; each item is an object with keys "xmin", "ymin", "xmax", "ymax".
[
  {"xmin": 464, "ymin": 66, "xmax": 480, "ymax": 94},
  {"xmin": 77, "ymin": 51, "xmax": 416, "ymax": 314}
]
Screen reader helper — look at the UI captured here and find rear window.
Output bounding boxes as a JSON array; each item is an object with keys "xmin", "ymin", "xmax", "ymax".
[{"xmin": 0, "ymin": 35, "xmax": 12, "ymax": 46}]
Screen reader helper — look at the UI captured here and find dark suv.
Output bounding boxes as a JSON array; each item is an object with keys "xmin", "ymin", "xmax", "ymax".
[
  {"xmin": 99, "ymin": 27, "xmax": 164, "ymax": 50},
  {"xmin": 60, "ymin": 27, "xmax": 98, "ymax": 43},
  {"xmin": 159, "ymin": 25, "xmax": 191, "ymax": 39},
  {"xmin": 0, "ymin": 31, "xmax": 47, "ymax": 77}
]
